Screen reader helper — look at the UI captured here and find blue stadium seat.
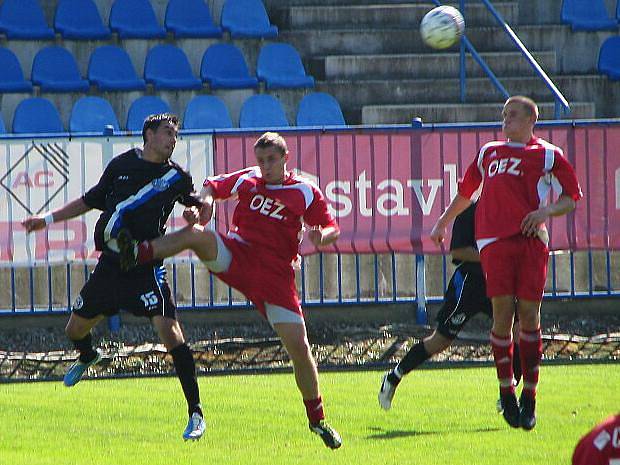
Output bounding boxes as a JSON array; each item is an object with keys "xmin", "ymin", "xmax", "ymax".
[
  {"xmin": 239, "ymin": 95, "xmax": 288, "ymax": 128},
  {"xmin": 165, "ymin": 0, "xmax": 222, "ymax": 38},
  {"xmin": 126, "ymin": 96, "xmax": 171, "ymax": 131},
  {"xmin": 144, "ymin": 45, "xmax": 202, "ymax": 90},
  {"xmin": 200, "ymin": 43, "xmax": 259, "ymax": 89},
  {"xmin": 221, "ymin": 0, "xmax": 278, "ymax": 38},
  {"xmin": 0, "ymin": 0, "xmax": 55, "ymax": 39},
  {"xmin": 183, "ymin": 95, "xmax": 233, "ymax": 130},
  {"xmin": 70, "ymin": 97, "xmax": 120, "ymax": 133},
  {"xmin": 55, "ymin": 0, "xmax": 111, "ymax": 40},
  {"xmin": 13, "ymin": 98, "xmax": 64, "ymax": 134},
  {"xmin": 561, "ymin": 0, "xmax": 617, "ymax": 31},
  {"xmin": 0, "ymin": 47, "xmax": 33, "ymax": 93},
  {"xmin": 88, "ymin": 46, "xmax": 146, "ymax": 91},
  {"xmin": 598, "ymin": 36, "xmax": 620, "ymax": 80},
  {"xmin": 109, "ymin": 0, "xmax": 166, "ymax": 39},
  {"xmin": 0, "ymin": 116, "xmax": 6, "ymax": 134},
  {"xmin": 257, "ymin": 43, "xmax": 314, "ymax": 89},
  {"xmin": 296, "ymin": 92, "xmax": 346, "ymax": 127},
  {"xmin": 31, "ymin": 46, "xmax": 90, "ymax": 92}
]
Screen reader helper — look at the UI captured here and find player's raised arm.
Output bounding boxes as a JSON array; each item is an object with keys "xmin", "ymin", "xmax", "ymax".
[{"xmin": 21, "ymin": 198, "xmax": 92, "ymax": 233}]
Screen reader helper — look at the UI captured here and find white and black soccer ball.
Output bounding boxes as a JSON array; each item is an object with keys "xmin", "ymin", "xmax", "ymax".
[{"xmin": 420, "ymin": 6, "xmax": 465, "ymax": 50}]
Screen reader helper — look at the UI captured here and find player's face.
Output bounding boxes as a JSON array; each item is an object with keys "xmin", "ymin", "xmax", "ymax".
[
  {"xmin": 255, "ymin": 145, "xmax": 287, "ymax": 184},
  {"xmin": 148, "ymin": 122, "xmax": 178, "ymax": 159},
  {"xmin": 502, "ymin": 101, "xmax": 534, "ymax": 142}
]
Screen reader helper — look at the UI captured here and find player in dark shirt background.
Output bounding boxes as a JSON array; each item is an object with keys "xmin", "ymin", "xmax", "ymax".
[
  {"xmin": 379, "ymin": 203, "xmax": 521, "ymax": 411},
  {"xmin": 22, "ymin": 114, "xmax": 206, "ymax": 441}
]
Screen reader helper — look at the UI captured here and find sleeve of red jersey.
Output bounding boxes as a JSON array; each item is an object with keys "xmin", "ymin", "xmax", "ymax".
[
  {"xmin": 552, "ymin": 151, "xmax": 583, "ymax": 201},
  {"xmin": 457, "ymin": 157, "xmax": 483, "ymax": 200},
  {"xmin": 303, "ymin": 185, "xmax": 339, "ymax": 230},
  {"xmin": 203, "ymin": 168, "xmax": 252, "ymax": 201}
]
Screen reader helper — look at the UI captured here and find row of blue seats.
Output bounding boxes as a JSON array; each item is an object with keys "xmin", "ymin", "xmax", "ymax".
[
  {"xmin": 561, "ymin": 0, "xmax": 620, "ymax": 31},
  {"xmin": 1, "ymin": 93, "xmax": 346, "ymax": 134},
  {"xmin": 0, "ymin": 42, "xmax": 313, "ymax": 93},
  {"xmin": 0, "ymin": 0, "xmax": 277, "ymax": 40}
]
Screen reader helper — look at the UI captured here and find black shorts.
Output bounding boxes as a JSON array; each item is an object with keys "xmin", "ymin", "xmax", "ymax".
[
  {"xmin": 435, "ymin": 262, "xmax": 492, "ymax": 339},
  {"xmin": 72, "ymin": 254, "xmax": 176, "ymax": 320}
]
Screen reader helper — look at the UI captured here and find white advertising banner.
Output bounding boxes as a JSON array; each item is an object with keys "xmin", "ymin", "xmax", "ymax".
[{"xmin": 0, "ymin": 135, "xmax": 213, "ymax": 266}]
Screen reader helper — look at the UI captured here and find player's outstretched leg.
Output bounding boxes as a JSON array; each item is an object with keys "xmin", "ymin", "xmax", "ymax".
[
  {"xmin": 309, "ymin": 420, "xmax": 342, "ymax": 449},
  {"xmin": 183, "ymin": 412, "xmax": 206, "ymax": 441},
  {"xmin": 63, "ymin": 349, "xmax": 102, "ymax": 387}
]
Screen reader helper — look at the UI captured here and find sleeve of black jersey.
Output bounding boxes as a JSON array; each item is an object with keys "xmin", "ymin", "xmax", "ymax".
[
  {"xmin": 82, "ymin": 159, "xmax": 115, "ymax": 210},
  {"xmin": 449, "ymin": 202, "xmax": 476, "ymax": 251},
  {"xmin": 178, "ymin": 170, "xmax": 204, "ymax": 209}
]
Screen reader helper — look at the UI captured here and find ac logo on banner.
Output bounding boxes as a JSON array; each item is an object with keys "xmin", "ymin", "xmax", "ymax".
[{"xmin": 0, "ymin": 143, "xmax": 69, "ymax": 214}]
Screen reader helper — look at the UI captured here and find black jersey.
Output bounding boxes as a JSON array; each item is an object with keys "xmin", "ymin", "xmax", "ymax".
[
  {"xmin": 82, "ymin": 149, "xmax": 201, "ymax": 254},
  {"xmin": 449, "ymin": 202, "xmax": 477, "ymax": 265}
]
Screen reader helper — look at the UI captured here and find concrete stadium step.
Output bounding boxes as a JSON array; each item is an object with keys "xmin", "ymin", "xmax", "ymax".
[
  {"xmin": 316, "ymin": 74, "xmax": 609, "ymax": 105},
  {"xmin": 311, "ymin": 51, "xmax": 556, "ymax": 80},
  {"xmin": 271, "ymin": 2, "xmax": 518, "ymax": 30},
  {"xmin": 278, "ymin": 25, "xmax": 615, "ymax": 70},
  {"xmin": 361, "ymin": 102, "xmax": 596, "ymax": 124}
]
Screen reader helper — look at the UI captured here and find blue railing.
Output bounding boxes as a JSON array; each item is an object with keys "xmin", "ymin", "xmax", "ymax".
[{"xmin": 431, "ymin": 0, "xmax": 571, "ymax": 118}]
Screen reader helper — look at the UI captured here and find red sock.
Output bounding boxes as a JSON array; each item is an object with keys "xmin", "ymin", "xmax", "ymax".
[
  {"xmin": 303, "ymin": 396, "xmax": 324, "ymax": 425},
  {"xmin": 519, "ymin": 328, "xmax": 542, "ymax": 400},
  {"xmin": 136, "ymin": 241, "xmax": 153, "ymax": 264},
  {"xmin": 490, "ymin": 331, "xmax": 515, "ymax": 395}
]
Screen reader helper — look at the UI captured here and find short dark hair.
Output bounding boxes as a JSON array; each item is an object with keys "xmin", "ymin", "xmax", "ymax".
[
  {"xmin": 253, "ymin": 132, "xmax": 288, "ymax": 155},
  {"xmin": 142, "ymin": 113, "xmax": 179, "ymax": 143}
]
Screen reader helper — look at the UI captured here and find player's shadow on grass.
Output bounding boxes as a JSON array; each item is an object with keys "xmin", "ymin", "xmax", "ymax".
[{"xmin": 366, "ymin": 426, "xmax": 502, "ymax": 440}]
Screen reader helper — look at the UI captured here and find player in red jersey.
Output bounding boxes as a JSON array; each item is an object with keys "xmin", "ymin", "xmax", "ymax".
[
  {"xmin": 118, "ymin": 132, "xmax": 342, "ymax": 449},
  {"xmin": 430, "ymin": 96, "xmax": 582, "ymax": 430},
  {"xmin": 572, "ymin": 414, "xmax": 620, "ymax": 465}
]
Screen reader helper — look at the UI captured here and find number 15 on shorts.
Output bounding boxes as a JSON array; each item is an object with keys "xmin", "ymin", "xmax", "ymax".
[{"xmin": 140, "ymin": 291, "xmax": 159, "ymax": 310}]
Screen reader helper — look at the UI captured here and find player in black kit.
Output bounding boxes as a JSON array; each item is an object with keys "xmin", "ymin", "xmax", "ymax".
[
  {"xmin": 378, "ymin": 202, "xmax": 521, "ymax": 412},
  {"xmin": 22, "ymin": 114, "xmax": 206, "ymax": 441}
]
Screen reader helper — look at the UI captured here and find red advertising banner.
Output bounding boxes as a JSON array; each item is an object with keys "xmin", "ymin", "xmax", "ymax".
[{"xmin": 213, "ymin": 124, "xmax": 620, "ymax": 255}]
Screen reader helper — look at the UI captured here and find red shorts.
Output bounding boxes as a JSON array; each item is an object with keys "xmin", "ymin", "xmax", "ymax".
[
  {"xmin": 479, "ymin": 235, "xmax": 549, "ymax": 301},
  {"xmin": 213, "ymin": 234, "xmax": 302, "ymax": 320}
]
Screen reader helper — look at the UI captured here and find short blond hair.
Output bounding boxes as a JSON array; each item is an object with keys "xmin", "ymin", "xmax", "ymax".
[
  {"xmin": 254, "ymin": 132, "xmax": 288, "ymax": 155},
  {"xmin": 505, "ymin": 95, "xmax": 539, "ymax": 120}
]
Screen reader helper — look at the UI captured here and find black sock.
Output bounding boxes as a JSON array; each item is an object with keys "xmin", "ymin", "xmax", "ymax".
[
  {"xmin": 72, "ymin": 333, "xmax": 97, "ymax": 363},
  {"xmin": 397, "ymin": 341, "xmax": 433, "ymax": 377},
  {"xmin": 170, "ymin": 343, "xmax": 202, "ymax": 417},
  {"xmin": 512, "ymin": 343, "xmax": 522, "ymax": 386}
]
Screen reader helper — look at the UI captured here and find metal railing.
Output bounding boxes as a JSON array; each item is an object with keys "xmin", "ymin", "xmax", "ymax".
[{"xmin": 431, "ymin": 0, "xmax": 571, "ymax": 118}]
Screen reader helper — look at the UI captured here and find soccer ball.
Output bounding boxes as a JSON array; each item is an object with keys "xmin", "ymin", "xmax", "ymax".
[{"xmin": 420, "ymin": 6, "xmax": 465, "ymax": 50}]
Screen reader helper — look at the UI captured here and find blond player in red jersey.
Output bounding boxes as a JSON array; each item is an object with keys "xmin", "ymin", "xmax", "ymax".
[
  {"xmin": 117, "ymin": 132, "xmax": 342, "ymax": 449},
  {"xmin": 430, "ymin": 96, "xmax": 582, "ymax": 431}
]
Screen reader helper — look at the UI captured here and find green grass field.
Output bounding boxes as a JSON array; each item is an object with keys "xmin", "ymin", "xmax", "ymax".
[{"xmin": 1, "ymin": 365, "xmax": 618, "ymax": 465}]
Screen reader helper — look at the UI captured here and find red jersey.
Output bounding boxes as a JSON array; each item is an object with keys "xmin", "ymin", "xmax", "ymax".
[
  {"xmin": 458, "ymin": 136, "xmax": 582, "ymax": 244},
  {"xmin": 205, "ymin": 167, "xmax": 337, "ymax": 264},
  {"xmin": 572, "ymin": 414, "xmax": 620, "ymax": 465}
]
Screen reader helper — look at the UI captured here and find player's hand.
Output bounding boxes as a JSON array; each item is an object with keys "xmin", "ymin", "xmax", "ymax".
[
  {"xmin": 308, "ymin": 228, "xmax": 324, "ymax": 247},
  {"xmin": 21, "ymin": 216, "xmax": 46, "ymax": 233},
  {"xmin": 521, "ymin": 208, "xmax": 549, "ymax": 237},
  {"xmin": 430, "ymin": 222, "xmax": 446, "ymax": 247},
  {"xmin": 198, "ymin": 202, "xmax": 213, "ymax": 225},
  {"xmin": 182, "ymin": 206, "xmax": 200, "ymax": 225}
]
